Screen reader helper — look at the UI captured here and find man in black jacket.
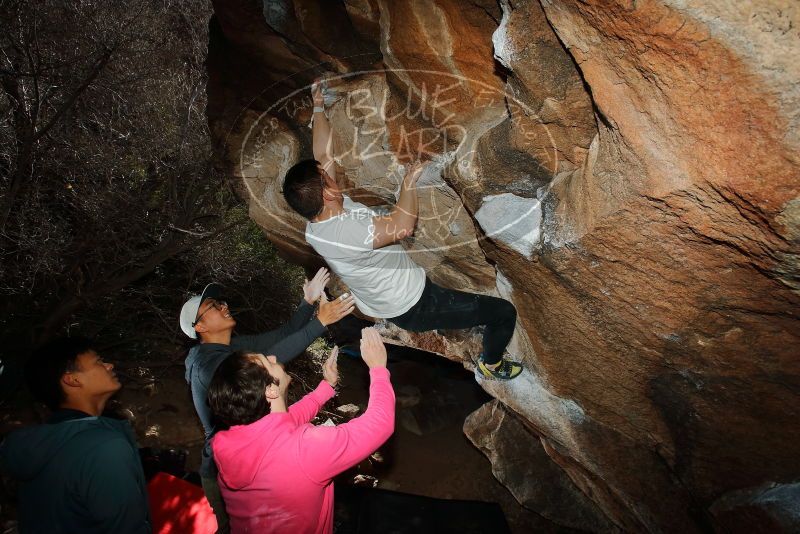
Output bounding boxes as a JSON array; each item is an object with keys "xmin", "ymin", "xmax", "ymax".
[
  {"xmin": 179, "ymin": 267, "xmax": 354, "ymax": 532},
  {"xmin": 0, "ymin": 337, "xmax": 151, "ymax": 533}
]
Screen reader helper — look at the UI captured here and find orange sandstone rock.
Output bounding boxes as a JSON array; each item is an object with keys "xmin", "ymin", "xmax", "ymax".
[{"xmin": 207, "ymin": 1, "xmax": 800, "ymax": 531}]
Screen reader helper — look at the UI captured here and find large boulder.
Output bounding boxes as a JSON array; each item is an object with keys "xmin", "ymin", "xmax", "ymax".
[
  {"xmin": 464, "ymin": 400, "xmax": 614, "ymax": 531},
  {"xmin": 206, "ymin": 0, "xmax": 800, "ymax": 531}
]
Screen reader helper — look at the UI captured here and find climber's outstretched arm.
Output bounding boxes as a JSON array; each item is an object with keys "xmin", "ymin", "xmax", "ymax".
[
  {"xmin": 370, "ymin": 161, "xmax": 426, "ymax": 249},
  {"xmin": 312, "ymin": 81, "xmax": 336, "ymax": 180}
]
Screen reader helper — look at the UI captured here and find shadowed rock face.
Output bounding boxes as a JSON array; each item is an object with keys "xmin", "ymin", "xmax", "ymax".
[{"xmin": 206, "ymin": 0, "xmax": 800, "ymax": 531}]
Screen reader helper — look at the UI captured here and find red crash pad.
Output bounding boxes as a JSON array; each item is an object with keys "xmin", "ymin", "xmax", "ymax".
[{"xmin": 147, "ymin": 472, "xmax": 217, "ymax": 534}]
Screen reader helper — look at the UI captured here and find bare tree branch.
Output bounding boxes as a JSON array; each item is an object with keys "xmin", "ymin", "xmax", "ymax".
[{"xmin": 31, "ymin": 45, "xmax": 115, "ymax": 143}]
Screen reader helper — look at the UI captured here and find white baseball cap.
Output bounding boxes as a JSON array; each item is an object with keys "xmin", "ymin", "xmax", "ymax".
[{"xmin": 179, "ymin": 283, "xmax": 222, "ymax": 339}]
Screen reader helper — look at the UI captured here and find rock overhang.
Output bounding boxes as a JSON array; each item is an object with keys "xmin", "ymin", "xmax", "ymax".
[{"xmin": 206, "ymin": 1, "xmax": 800, "ymax": 531}]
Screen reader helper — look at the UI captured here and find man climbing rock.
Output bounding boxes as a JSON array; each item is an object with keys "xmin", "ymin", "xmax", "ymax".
[
  {"xmin": 282, "ymin": 81, "xmax": 523, "ymax": 380},
  {"xmin": 178, "ymin": 268, "xmax": 355, "ymax": 532}
]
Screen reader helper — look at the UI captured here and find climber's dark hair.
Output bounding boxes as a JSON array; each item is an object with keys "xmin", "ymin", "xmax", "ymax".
[
  {"xmin": 208, "ymin": 351, "xmax": 278, "ymax": 428},
  {"xmin": 25, "ymin": 336, "xmax": 95, "ymax": 410},
  {"xmin": 283, "ymin": 159, "xmax": 324, "ymax": 219}
]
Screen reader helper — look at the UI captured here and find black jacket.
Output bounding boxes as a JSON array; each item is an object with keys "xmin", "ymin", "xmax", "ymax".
[{"xmin": 0, "ymin": 409, "xmax": 151, "ymax": 533}]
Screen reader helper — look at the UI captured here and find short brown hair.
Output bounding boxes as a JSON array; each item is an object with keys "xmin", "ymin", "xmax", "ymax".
[
  {"xmin": 208, "ymin": 351, "xmax": 277, "ymax": 428},
  {"xmin": 283, "ymin": 159, "xmax": 324, "ymax": 219}
]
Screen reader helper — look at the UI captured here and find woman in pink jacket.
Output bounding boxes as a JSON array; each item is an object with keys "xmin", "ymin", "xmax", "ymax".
[{"xmin": 208, "ymin": 327, "xmax": 395, "ymax": 534}]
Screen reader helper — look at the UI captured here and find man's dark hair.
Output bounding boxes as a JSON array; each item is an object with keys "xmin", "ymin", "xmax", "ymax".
[
  {"xmin": 208, "ymin": 351, "xmax": 278, "ymax": 428},
  {"xmin": 25, "ymin": 337, "xmax": 94, "ymax": 410},
  {"xmin": 283, "ymin": 158, "xmax": 324, "ymax": 219}
]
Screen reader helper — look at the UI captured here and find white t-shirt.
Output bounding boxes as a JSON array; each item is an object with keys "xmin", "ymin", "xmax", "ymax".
[{"xmin": 305, "ymin": 196, "xmax": 426, "ymax": 318}]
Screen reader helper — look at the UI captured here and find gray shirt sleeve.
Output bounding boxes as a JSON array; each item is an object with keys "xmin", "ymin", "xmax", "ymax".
[
  {"xmin": 284, "ymin": 299, "xmax": 316, "ymax": 333},
  {"xmin": 233, "ymin": 299, "xmax": 325, "ymax": 363},
  {"xmin": 190, "ymin": 368, "xmax": 214, "ymax": 439}
]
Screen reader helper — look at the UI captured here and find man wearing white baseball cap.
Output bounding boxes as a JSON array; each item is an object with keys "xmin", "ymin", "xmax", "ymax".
[{"xmin": 179, "ymin": 267, "xmax": 354, "ymax": 533}]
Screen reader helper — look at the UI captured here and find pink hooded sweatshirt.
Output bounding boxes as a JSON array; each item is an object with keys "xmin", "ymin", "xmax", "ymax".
[{"xmin": 212, "ymin": 366, "xmax": 395, "ymax": 534}]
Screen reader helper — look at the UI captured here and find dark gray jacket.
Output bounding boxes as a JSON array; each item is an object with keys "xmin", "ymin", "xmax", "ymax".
[
  {"xmin": 185, "ymin": 300, "xmax": 325, "ymax": 477},
  {"xmin": 0, "ymin": 409, "xmax": 151, "ymax": 534}
]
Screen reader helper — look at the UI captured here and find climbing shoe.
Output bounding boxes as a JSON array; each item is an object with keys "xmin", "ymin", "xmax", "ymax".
[{"xmin": 477, "ymin": 356, "xmax": 523, "ymax": 380}]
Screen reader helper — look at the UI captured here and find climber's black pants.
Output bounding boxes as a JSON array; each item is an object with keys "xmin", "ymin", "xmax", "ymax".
[{"xmin": 388, "ymin": 278, "xmax": 517, "ymax": 365}]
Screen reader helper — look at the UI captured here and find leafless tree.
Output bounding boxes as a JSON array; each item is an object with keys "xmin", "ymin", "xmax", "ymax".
[{"xmin": 0, "ymin": 0, "xmax": 300, "ymax": 349}]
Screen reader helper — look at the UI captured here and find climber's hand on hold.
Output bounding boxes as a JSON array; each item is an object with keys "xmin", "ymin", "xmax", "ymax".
[{"xmin": 403, "ymin": 160, "xmax": 427, "ymax": 188}]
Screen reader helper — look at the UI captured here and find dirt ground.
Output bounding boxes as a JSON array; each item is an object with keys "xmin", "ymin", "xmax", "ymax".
[{"xmin": 1, "ymin": 344, "xmax": 574, "ymax": 533}]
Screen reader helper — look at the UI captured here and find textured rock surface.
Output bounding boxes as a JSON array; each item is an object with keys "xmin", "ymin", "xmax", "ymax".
[
  {"xmin": 465, "ymin": 400, "xmax": 614, "ymax": 531},
  {"xmin": 206, "ymin": 0, "xmax": 800, "ymax": 531}
]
